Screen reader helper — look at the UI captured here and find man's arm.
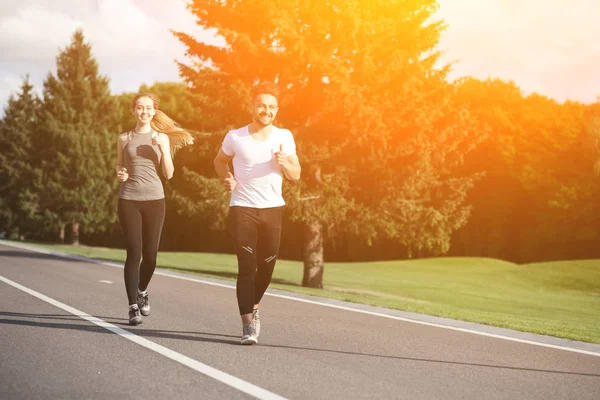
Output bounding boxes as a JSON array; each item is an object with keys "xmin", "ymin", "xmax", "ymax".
[
  {"xmin": 275, "ymin": 143, "xmax": 301, "ymax": 181},
  {"xmin": 214, "ymin": 148, "xmax": 233, "ymax": 179},
  {"xmin": 214, "ymin": 148, "xmax": 237, "ymax": 191},
  {"xmin": 281, "ymin": 154, "xmax": 301, "ymax": 181}
]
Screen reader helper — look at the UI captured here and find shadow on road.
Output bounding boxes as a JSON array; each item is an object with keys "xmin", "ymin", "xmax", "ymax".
[
  {"xmin": 0, "ymin": 311, "xmax": 239, "ymax": 346},
  {"xmin": 1, "ymin": 311, "xmax": 599, "ymax": 378},
  {"xmin": 0, "ymin": 250, "xmax": 83, "ymax": 263},
  {"xmin": 259, "ymin": 342, "xmax": 600, "ymax": 377}
]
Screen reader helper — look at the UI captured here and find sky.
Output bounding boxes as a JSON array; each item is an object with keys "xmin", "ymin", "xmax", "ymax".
[{"xmin": 0, "ymin": 0, "xmax": 599, "ymax": 112}]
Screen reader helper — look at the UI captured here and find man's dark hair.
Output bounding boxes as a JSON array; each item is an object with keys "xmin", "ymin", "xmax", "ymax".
[{"xmin": 251, "ymin": 81, "xmax": 280, "ymax": 102}]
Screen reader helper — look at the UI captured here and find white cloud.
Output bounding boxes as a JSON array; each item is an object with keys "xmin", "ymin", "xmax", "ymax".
[
  {"xmin": 0, "ymin": 0, "xmax": 598, "ymax": 112},
  {"xmin": 0, "ymin": 5, "xmax": 82, "ymax": 61},
  {"xmin": 0, "ymin": 73, "xmax": 27, "ymax": 111},
  {"xmin": 0, "ymin": 0, "xmax": 220, "ymax": 106},
  {"xmin": 86, "ymin": 0, "xmax": 168, "ymax": 60}
]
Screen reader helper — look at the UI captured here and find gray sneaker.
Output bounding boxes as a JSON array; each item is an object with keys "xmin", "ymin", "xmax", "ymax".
[
  {"xmin": 252, "ymin": 309, "xmax": 260, "ymax": 337},
  {"xmin": 137, "ymin": 291, "xmax": 150, "ymax": 316},
  {"xmin": 241, "ymin": 324, "xmax": 258, "ymax": 345},
  {"xmin": 128, "ymin": 305, "xmax": 142, "ymax": 325}
]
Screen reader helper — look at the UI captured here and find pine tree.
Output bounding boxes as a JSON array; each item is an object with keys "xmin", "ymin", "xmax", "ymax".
[
  {"xmin": 0, "ymin": 76, "xmax": 41, "ymax": 238},
  {"xmin": 36, "ymin": 29, "xmax": 119, "ymax": 244},
  {"xmin": 176, "ymin": 0, "xmax": 483, "ymax": 287}
]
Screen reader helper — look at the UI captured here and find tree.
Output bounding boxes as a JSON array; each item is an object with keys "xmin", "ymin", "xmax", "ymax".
[
  {"xmin": 451, "ymin": 78, "xmax": 528, "ymax": 259},
  {"xmin": 113, "ymin": 92, "xmax": 136, "ymax": 135},
  {"xmin": 454, "ymin": 78, "xmax": 600, "ymax": 262},
  {"xmin": 583, "ymin": 99, "xmax": 600, "ymax": 174},
  {"xmin": 111, "ymin": 81, "xmax": 232, "ymax": 251},
  {"xmin": 0, "ymin": 76, "xmax": 41, "ymax": 238},
  {"xmin": 176, "ymin": 0, "xmax": 483, "ymax": 287},
  {"xmin": 36, "ymin": 29, "xmax": 119, "ymax": 244},
  {"xmin": 513, "ymin": 95, "xmax": 588, "ymax": 260}
]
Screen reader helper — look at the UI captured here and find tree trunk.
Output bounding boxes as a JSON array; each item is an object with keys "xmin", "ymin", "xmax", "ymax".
[
  {"xmin": 302, "ymin": 220, "xmax": 324, "ymax": 288},
  {"xmin": 70, "ymin": 220, "xmax": 80, "ymax": 246},
  {"xmin": 59, "ymin": 224, "xmax": 65, "ymax": 243}
]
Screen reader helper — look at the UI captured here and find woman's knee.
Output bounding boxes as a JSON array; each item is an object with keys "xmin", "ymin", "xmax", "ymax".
[
  {"xmin": 141, "ymin": 253, "xmax": 157, "ymax": 268},
  {"xmin": 125, "ymin": 248, "xmax": 142, "ymax": 267}
]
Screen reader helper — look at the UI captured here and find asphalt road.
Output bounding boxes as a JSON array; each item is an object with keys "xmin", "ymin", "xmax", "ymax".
[{"xmin": 1, "ymin": 243, "xmax": 599, "ymax": 399}]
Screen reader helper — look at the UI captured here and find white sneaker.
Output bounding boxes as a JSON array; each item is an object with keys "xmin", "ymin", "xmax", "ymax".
[
  {"xmin": 252, "ymin": 309, "xmax": 260, "ymax": 337},
  {"xmin": 137, "ymin": 290, "xmax": 150, "ymax": 316},
  {"xmin": 128, "ymin": 305, "xmax": 142, "ymax": 325},
  {"xmin": 241, "ymin": 324, "xmax": 258, "ymax": 345}
]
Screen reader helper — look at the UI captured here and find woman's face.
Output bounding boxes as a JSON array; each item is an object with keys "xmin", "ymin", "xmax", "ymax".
[{"xmin": 132, "ymin": 96, "xmax": 156, "ymax": 124}]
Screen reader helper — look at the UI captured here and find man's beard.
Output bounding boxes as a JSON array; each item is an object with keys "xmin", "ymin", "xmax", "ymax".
[{"xmin": 253, "ymin": 113, "xmax": 272, "ymax": 127}]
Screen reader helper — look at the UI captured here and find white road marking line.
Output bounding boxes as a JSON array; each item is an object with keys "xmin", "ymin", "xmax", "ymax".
[
  {"xmin": 2, "ymin": 240, "xmax": 600, "ymax": 358},
  {"xmin": 0, "ymin": 274, "xmax": 287, "ymax": 400},
  {"xmin": 156, "ymin": 270, "xmax": 600, "ymax": 358},
  {"xmin": 98, "ymin": 280, "xmax": 113, "ymax": 284}
]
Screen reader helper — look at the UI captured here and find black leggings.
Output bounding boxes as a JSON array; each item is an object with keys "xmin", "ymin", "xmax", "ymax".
[
  {"xmin": 118, "ymin": 198, "xmax": 165, "ymax": 305},
  {"xmin": 228, "ymin": 206, "xmax": 284, "ymax": 315}
]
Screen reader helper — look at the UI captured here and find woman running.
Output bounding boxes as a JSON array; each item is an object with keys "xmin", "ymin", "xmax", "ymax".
[{"xmin": 116, "ymin": 93, "xmax": 193, "ymax": 325}]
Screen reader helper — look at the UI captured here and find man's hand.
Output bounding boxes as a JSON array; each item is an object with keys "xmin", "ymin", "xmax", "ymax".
[
  {"xmin": 275, "ymin": 144, "xmax": 288, "ymax": 168},
  {"xmin": 224, "ymin": 171, "xmax": 237, "ymax": 192},
  {"xmin": 117, "ymin": 167, "xmax": 129, "ymax": 182}
]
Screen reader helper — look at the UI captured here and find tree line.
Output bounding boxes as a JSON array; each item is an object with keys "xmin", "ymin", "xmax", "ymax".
[{"xmin": 1, "ymin": 1, "xmax": 599, "ymax": 288}]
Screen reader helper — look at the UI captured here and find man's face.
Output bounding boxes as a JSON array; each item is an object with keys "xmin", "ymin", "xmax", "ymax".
[{"xmin": 251, "ymin": 93, "xmax": 278, "ymax": 127}]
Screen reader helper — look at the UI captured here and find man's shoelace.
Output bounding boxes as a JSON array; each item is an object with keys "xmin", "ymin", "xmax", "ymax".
[{"xmin": 138, "ymin": 294, "xmax": 148, "ymax": 307}]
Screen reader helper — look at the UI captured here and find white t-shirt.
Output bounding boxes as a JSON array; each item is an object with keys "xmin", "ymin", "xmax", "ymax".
[{"xmin": 222, "ymin": 125, "xmax": 297, "ymax": 208}]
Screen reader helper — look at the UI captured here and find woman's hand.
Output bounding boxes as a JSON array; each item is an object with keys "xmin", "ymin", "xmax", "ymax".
[
  {"xmin": 117, "ymin": 167, "xmax": 129, "ymax": 182},
  {"xmin": 152, "ymin": 132, "xmax": 169, "ymax": 153}
]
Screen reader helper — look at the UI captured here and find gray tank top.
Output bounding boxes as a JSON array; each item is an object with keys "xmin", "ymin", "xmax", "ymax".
[{"xmin": 119, "ymin": 130, "xmax": 165, "ymax": 201}]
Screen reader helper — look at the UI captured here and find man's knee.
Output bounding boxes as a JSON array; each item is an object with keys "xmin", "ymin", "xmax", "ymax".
[{"xmin": 262, "ymin": 253, "xmax": 277, "ymax": 265}]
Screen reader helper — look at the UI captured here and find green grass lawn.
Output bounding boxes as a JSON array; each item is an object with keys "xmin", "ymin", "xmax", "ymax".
[{"xmin": 8, "ymin": 240, "xmax": 600, "ymax": 344}]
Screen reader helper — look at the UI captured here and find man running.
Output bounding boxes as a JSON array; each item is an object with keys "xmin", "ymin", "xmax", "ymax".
[{"xmin": 213, "ymin": 81, "xmax": 301, "ymax": 345}]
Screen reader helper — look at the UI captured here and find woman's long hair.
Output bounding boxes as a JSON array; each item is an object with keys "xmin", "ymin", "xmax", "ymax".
[{"xmin": 132, "ymin": 93, "xmax": 194, "ymax": 153}]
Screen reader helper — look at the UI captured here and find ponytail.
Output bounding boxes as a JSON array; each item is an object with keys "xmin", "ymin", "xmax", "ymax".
[
  {"xmin": 132, "ymin": 92, "xmax": 194, "ymax": 153},
  {"xmin": 151, "ymin": 109, "xmax": 194, "ymax": 153}
]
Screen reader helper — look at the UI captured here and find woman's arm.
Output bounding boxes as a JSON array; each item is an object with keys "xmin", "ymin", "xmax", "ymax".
[
  {"xmin": 116, "ymin": 133, "xmax": 128, "ymax": 182},
  {"xmin": 155, "ymin": 132, "xmax": 174, "ymax": 180}
]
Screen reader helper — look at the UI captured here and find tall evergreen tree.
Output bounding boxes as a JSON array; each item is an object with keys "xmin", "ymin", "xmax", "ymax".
[
  {"xmin": 36, "ymin": 29, "xmax": 119, "ymax": 244},
  {"xmin": 0, "ymin": 76, "xmax": 41, "ymax": 238},
  {"xmin": 176, "ymin": 0, "xmax": 483, "ymax": 287}
]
